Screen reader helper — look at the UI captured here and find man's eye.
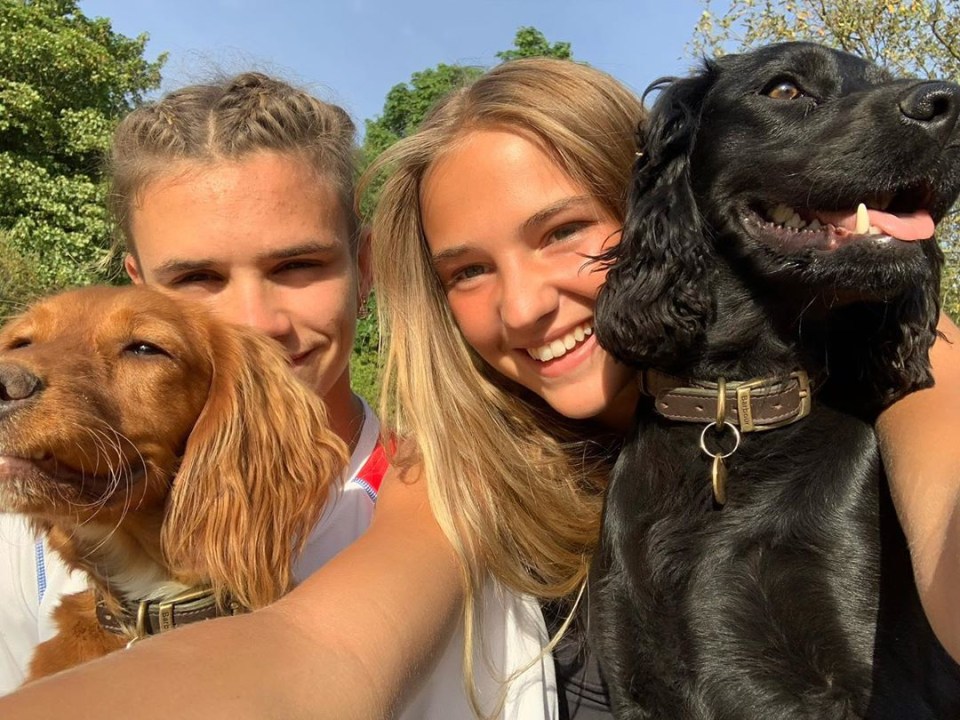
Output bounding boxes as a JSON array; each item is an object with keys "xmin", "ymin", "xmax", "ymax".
[
  {"xmin": 548, "ymin": 222, "xmax": 589, "ymax": 244},
  {"xmin": 277, "ymin": 260, "xmax": 322, "ymax": 273},
  {"xmin": 172, "ymin": 272, "xmax": 219, "ymax": 286}
]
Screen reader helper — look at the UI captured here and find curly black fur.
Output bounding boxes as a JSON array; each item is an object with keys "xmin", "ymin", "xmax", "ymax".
[{"xmin": 591, "ymin": 42, "xmax": 960, "ymax": 719}]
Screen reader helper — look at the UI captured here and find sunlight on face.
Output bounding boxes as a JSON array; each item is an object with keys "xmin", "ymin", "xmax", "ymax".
[
  {"xmin": 421, "ymin": 129, "xmax": 636, "ymax": 426},
  {"xmin": 125, "ymin": 152, "xmax": 367, "ymax": 423}
]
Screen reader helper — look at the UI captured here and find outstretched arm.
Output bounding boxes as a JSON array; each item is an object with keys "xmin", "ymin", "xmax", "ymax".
[
  {"xmin": 0, "ymin": 463, "xmax": 462, "ymax": 719},
  {"xmin": 878, "ymin": 312, "xmax": 960, "ymax": 662}
]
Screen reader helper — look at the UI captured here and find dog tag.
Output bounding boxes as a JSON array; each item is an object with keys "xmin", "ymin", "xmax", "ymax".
[{"xmin": 711, "ymin": 455, "xmax": 727, "ymax": 506}]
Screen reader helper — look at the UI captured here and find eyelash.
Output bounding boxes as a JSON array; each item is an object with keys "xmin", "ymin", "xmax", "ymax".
[
  {"xmin": 447, "ymin": 263, "xmax": 488, "ymax": 288},
  {"xmin": 171, "ymin": 272, "xmax": 218, "ymax": 286},
  {"xmin": 548, "ymin": 222, "xmax": 590, "ymax": 244}
]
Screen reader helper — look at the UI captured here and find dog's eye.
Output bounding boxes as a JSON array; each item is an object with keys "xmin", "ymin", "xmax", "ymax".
[
  {"xmin": 124, "ymin": 341, "xmax": 169, "ymax": 358},
  {"xmin": 765, "ymin": 80, "xmax": 804, "ymax": 101},
  {"xmin": 7, "ymin": 338, "xmax": 31, "ymax": 350}
]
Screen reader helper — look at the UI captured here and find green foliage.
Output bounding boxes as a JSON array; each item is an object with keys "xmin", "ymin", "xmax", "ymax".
[
  {"xmin": 495, "ymin": 26, "xmax": 573, "ymax": 62},
  {"xmin": 358, "ymin": 63, "xmax": 483, "ymax": 219},
  {"xmin": 350, "ymin": 294, "xmax": 381, "ymax": 406},
  {"xmin": 0, "ymin": 231, "xmax": 41, "ymax": 320},
  {"xmin": 359, "ymin": 26, "xmax": 574, "ymax": 218},
  {"xmin": 0, "ymin": 0, "xmax": 164, "ymax": 292},
  {"xmin": 692, "ymin": 0, "xmax": 960, "ymax": 320}
]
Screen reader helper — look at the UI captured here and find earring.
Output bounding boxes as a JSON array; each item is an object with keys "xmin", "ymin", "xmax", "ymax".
[{"xmin": 357, "ymin": 296, "xmax": 370, "ymax": 319}]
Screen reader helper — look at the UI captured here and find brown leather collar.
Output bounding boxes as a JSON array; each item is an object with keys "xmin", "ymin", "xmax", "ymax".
[
  {"xmin": 638, "ymin": 369, "xmax": 812, "ymax": 432},
  {"xmin": 96, "ymin": 588, "xmax": 242, "ymax": 641}
]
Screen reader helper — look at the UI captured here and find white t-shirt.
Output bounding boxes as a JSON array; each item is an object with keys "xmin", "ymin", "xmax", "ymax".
[{"xmin": 0, "ymin": 400, "xmax": 557, "ymax": 718}]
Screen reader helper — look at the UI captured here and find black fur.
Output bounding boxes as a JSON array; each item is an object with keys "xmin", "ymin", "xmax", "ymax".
[{"xmin": 591, "ymin": 42, "xmax": 960, "ymax": 719}]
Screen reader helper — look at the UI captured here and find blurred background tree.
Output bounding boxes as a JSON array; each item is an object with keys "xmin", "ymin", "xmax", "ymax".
[
  {"xmin": 0, "ymin": 0, "xmax": 164, "ymax": 308},
  {"xmin": 692, "ymin": 0, "xmax": 960, "ymax": 318}
]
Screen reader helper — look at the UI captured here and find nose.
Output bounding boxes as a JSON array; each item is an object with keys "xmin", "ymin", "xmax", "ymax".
[
  {"xmin": 899, "ymin": 81, "xmax": 960, "ymax": 145},
  {"xmin": 0, "ymin": 362, "xmax": 42, "ymax": 419},
  {"xmin": 498, "ymin": 266, "xmax": 559, "ymax": 333},
  {"xmin": 221, "ymin": 283, "xmax": 293, "ymax": 341}
]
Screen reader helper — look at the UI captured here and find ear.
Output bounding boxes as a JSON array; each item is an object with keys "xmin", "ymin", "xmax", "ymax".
[
  {"xmin": 832, "ymin": 241, "xmax": 943, "ymax": 413},
  {"xmin": 596, "ymin": 67, "xmax": 719, "ymax": 368},
  {"xmin": 124, "ymin": 254, "xmax": 144, "ymax": 284},
  {"xmin": 161, "ymin": 323, "xmax": 349, "ymax": 609}
]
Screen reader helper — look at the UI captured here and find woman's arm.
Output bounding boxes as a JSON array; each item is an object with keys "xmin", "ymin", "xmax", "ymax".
[
  {"xmin": 0, "ymin": 463, "xmax": 463, "ymax": 719},
  {"xmin": 878, "ymin": 312, "xmax": 960, "ymax": 661}
]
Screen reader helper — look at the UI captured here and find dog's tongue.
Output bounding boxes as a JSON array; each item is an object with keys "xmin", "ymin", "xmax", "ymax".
[{"xmin": 816, "ymin": 208, "xmax": 935, "ymax": 241}]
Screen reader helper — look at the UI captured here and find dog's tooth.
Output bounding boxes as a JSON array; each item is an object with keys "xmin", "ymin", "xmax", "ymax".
[
  {"xmin": 855, "ymin": 203, "xmax": 869, "ymax": 234},
  {"xmin": 807, "ymin": 218, "xmax": 822, "ymax": 231},
  {"xmin": 869, "ymin": 224, "xmax": 881, "ymax": 235},
  {"xmin": 786, "ymin": 212, "xmax": 804, "ymax": 229},
  {"xmin": 771, "ymin": 205, "xmax": 793, "ymax": 224}
]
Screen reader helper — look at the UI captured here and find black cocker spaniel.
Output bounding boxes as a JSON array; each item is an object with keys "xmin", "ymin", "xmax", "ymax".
[{"xmin": 591, "ymin": 41, "xmax": 960, "ymax": 719}]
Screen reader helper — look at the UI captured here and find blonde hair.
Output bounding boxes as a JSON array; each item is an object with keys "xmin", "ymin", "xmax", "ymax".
[
  {"xmin": 366, "ymin": 57, "xmax": 644, "ymax": 713},
  {"xmin": 106, "ymin": 72, "xmax": 359, "ymax": 258}
]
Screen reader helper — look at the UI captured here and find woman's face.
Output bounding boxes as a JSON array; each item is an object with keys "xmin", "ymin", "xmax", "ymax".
[
  {"xmin": 125, "ymin": 151, "xmax": 368, "ymax": 427},
  {"xmin": 421, "ymin": 129, "xmax": 636, "ymax": 426}
]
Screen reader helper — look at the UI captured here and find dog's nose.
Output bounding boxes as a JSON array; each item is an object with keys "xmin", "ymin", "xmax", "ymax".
[
  {"xmin": 899, "ymin": 81, "xmax": 960, "ymax": 144},
  {"xmin": 0, "ymin": 362, "xmax": 42, "ymax": 417}
]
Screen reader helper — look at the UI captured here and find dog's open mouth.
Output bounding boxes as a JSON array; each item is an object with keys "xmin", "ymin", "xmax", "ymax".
[{"xmin": 746, "ymin": 183, "xmax": 937, "ymax": 251}]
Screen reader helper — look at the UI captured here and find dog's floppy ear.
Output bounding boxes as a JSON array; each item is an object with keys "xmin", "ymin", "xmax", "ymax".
[
  {"xmin": 596, "ymin": 66, "xmax": 719, "ymax": 368},
  {"xmin": 831, "ymin": 241, "xmax": 943, "ymax": 413},
  {"xmin": 162, "ymin": 323, "xmax": 348, "ymax": 610}
]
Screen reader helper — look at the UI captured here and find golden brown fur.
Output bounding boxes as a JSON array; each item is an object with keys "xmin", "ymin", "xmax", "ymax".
[{"xmin": 0, "ymin": 285, "xmax": 347, "ymax": 681}]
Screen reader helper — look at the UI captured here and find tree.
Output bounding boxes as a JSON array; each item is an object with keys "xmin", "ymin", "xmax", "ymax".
[
  {"xmin": 358, "ymin": 63, "xmax": 483, "ymax": 219},
  {"xmin": 0, "ymin": 0, "xmax": 164, "ymax": 291},
  {"xmin": 692, "ymin": 0, "xmax": 960, "ymax": 318},
  {"xmin": 495, "ymin": 26, "xmax": 573, "ymax": 62}
]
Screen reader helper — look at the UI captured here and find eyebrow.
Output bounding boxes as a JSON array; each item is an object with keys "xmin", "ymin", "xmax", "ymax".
[
  {"xmin": 430, "ymin": 195, "xmax": 597, "ymax": 264},
  {"xmin": 152, "ymin": 240, "xmax": 340, "ymax": 277}
]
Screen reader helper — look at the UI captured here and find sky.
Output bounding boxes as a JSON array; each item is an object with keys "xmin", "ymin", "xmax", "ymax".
[{"xmin": 78, "ymin": 0, "xmax": 717, "ymax": 130}]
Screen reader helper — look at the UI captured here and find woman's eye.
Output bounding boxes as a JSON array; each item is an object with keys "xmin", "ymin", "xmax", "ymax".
[
  {"xmin": 765, "ymin": 80, "xmax": 804, "ymax": 100},
  {"xmin": 451, "ymin": 265, "xmax": 487, "ymax": 284}
]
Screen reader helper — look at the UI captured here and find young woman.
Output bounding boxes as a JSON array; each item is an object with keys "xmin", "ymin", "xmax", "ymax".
[
  {"xmin": 369, "ymin": 56, "xmax": 960, "ymax": 715},
  {"xmin": 2, "ymin": 59, "xmax": 959, "ymax": 720}
]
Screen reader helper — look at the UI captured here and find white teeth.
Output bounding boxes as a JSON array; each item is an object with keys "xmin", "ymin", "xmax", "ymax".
[
  {"xmin": 785, "ymin": 212, "xmax": 804, "ymax": 229},
  {"xmin": 527, "ymin": 323, "xmax": 593, "ymax": 362},
  {"xmin": 869, "ymin": 225, "xmax": 881, "ymax": 234},
  {"xmin": 770, "ymin": 204, "xmax": 793, "ymax": 224},
  {"xmin": 807, "ymin": 218, "xmax": 822, "ymax": 231},
  {"xmin": 855, "ymin": 203, "xmax": 869, "ymax": 234}
]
